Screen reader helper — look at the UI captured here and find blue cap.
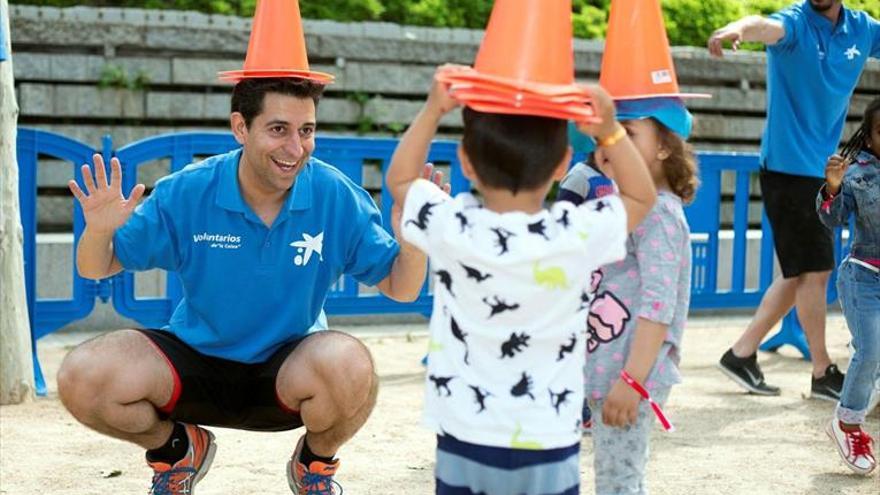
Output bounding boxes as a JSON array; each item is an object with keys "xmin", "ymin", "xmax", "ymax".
[
  {"xmin": 568, "ymin": 97, "xmax": 693, "ymax": 154},
  {"xmin": 616, "ymin": 97, "xmax": 693, "ymax": 139}
]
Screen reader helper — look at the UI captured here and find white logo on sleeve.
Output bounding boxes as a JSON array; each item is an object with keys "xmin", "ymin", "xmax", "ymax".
[
  {"xmin": 290, "ymin": 232, "xmax": 324, "ymax": 266},
  {"xmin": 844, "ymin": 44, "xmax": 861, "ymax": 60}
]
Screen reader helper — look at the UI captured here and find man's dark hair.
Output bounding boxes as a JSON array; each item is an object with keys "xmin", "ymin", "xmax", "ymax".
[
  {"xmin": 461, "ymin": 107, "xmax": 568, "ymax": 194},
  {"xmin": 231, "ymin": 78, "xmax": 325, "ymax": 128},
  {"xmin": 840, "ymin": 96, "xmax": 880, "ymax": 161}
]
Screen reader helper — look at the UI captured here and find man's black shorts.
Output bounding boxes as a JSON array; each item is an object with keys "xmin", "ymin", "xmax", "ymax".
[
  {"xmin": 759, "ymin": 168, "xmax": 834, "ymax": 278},
  {"xmin": 139, "ymin": 329, "xmax": 306, "ymax": 432}
]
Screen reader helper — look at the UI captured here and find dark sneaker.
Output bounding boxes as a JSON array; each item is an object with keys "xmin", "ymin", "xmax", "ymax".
[
  {"xmin": 717, "ymin": 348, "xmax": 781, "ymax": 396},
  {"xmin": 581, "ymin": 402, "xmax": 592, "ymax": 436},
  {"xmin": 812, "ymin": 364, "xmax": 845, "ymax": 402}
]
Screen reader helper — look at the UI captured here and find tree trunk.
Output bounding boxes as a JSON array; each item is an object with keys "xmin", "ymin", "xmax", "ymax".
[{"xmin": 0, "ymin": 0, "xmax": 35, "ymax": 405}]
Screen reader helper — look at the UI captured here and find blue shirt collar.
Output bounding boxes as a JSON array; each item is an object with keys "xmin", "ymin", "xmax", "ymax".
[
  {"xmin": 802, "ymin": 0, "xmax": 849, "ymax": 34},
  {"xmin": 216, "ymin": 148, "xmax": 314, "ymax": 215}
]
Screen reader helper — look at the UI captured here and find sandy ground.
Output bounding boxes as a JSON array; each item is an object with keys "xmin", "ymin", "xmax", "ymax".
[{"xmin": 1, "ymin": 314, "xmax": 878, "ymax": 495}]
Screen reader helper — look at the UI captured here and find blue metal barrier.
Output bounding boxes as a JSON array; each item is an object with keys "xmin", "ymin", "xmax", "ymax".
[
  {"xmin": 686, "ymin": 152, "xmax": 849, "ymax": 360},
  {"xmin": 19, "ymin": 129, "xmax": 845, "ymax": 390},
  {"xmin": 17, "ymin": 129, "xmax": 105, "ymax": 395}
]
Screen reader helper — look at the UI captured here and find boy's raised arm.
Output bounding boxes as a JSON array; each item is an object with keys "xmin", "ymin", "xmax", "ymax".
[
  {"xmin": 577, "ymin": 86, "xmax": 656, "ymax": 232},
  {"xmin": 386, "ymin": 65, "xmax": 462, "ymax": 205}
]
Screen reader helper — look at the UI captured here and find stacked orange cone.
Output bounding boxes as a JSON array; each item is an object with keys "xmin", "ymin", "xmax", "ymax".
[{"xmin": 436, "ymin": 0, "xmax": 598, "ymax": 122}]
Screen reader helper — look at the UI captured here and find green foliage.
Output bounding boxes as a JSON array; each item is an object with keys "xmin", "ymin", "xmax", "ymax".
[
  {"xmin": 97, "ymin": 64, "xmax": 128, "ymax": 89},
  {"xmin": 12, "ymin": 0, "xmax": 880, "ymax": 47},
  {"xmin": 847, "ymin": 0, "xmax": 880, "ymax": 19},
  {"xmin": 662, "ymin": 0, "xmax": 745, "ymax": 47},
  {"xmin": 301, "ymin": 0, "xmax": 383, "ymax": 22},
  {"xmin": 98, "ymin": 63, "xmax": 150, "ymax": 90},
  {"xmin": 380, "ymin": 0, "xmax": 492, "ymax": 28},
  {"xmin": 742, "ymin": 0, "xmax": 789, "ymax": 16},
  {"xmin": 573, "ymin": 3, "xmax": 608, "ymax": 40}
]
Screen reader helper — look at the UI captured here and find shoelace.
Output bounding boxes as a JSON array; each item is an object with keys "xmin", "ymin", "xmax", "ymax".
[
  {"xmin": 150, "ymin": 466, "xmax": 197, "ymax": 495},
  {"xmin": 300, "ymin": 471, "xmax": 344, "ymax": 495},
  {"xmin": 849, "ymin": 430, "xmax": 875, "ymax": 458}
]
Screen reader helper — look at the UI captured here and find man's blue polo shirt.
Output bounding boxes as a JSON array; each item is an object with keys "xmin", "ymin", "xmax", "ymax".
[
  {"xmin": 762, "ymin": 1, "xmax": 880, "ymax": 178},
  {"xmin": 114, "ymin": 149, "xmax": 400, "ymax": 363}
]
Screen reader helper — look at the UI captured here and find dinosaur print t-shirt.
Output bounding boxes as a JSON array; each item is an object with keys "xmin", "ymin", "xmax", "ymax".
[
  {"xmin": 402, "ymin": 179, "xmax": 628, "ymax": 449},
  {"xmin": 583, "ymin": 191, "xmax": 692, "ymax": 401}
]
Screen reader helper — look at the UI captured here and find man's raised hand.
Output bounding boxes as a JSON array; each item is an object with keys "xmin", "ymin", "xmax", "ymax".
[{"xmin": 68, "ymin": 153, "xmax": 146, "ymax": 235}]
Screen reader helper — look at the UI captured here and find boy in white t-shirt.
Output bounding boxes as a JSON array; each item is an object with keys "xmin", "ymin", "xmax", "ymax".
[{"xmin": 385, "ymin": 67, "xmax": 656, "ymax": 495}]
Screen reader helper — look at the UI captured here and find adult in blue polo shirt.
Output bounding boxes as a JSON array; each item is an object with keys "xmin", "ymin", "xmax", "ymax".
[
  {"xmin": 58, "ymin": 78, "xmax": 432, "ymax": 494},
  {"xmin": 709, "ymin": 1, "xmax": 880, "ymax": 398}
]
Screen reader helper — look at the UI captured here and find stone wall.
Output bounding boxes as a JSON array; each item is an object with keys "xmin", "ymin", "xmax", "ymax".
[{"xmin": 9, "ymin": 4, "xmax": 880, "ymax": 230}]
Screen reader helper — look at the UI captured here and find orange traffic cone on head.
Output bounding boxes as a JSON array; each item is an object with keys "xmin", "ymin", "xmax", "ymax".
[
  {"xmin": 568, "ymin": 0, "xmax": 710, "ymax": 151},
  {"xmin": 599, "ymin": 0, "xmax": 707, "ymax": 100},
  {"xmin": 218, "ymin": 0, "xmax": 334, "ymax": 84},
  {"xmin": 436, "ymin": 0, "xmax": 598, "ymax": 122}
]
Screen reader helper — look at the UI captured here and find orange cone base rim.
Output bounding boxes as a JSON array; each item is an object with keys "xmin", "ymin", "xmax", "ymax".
[
  {"xmin": 451, "ymin": 87, "xmax": 592, "ymax": 106},
  {"xmin": 464, "ymin": 99, "xmax": 601, "ymax": 122},
  {"xmin": 217, "ymin": 69, "xmax": 335, "ymax": 84},
  {"xmin": 451, "ymin": 86, "xmax": 590, "ymax": 107},
  {"xmin": 455, "ymin": 88, "xmax": 600, "ymax": 122},
  {"xmin": 437, "ymin": 66, "xmax": 589, "ymax": 98}
]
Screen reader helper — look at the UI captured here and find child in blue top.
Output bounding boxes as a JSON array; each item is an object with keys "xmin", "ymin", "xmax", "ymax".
[{"xmin": 818, "ymin": 96, "xmax": 880, "ymax": 476}]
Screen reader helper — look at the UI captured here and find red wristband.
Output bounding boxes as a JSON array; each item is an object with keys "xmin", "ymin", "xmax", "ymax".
[{"xmin": 620, "ymin": 370, "xmax": 675, "ymax": 432}]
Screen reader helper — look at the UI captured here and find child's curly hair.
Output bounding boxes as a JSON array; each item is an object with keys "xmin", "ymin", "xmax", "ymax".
[{"xmin": 656, "ymin": 123, "xmax": 699, "ymax": 204}]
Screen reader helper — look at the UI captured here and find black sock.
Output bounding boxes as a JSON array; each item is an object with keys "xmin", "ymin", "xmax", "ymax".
[
  {"xmin": 146, "ymin": 422, "xmax": 189, "ymax": 464},
  {"xmin": 299, "ymin": 437, "xmax": 336, "ymax": 466}
]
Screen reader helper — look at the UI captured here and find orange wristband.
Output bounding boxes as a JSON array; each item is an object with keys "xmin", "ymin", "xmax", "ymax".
[{"xmin": 597, "ymin": 124, "xmax": 626, "ymax": 148}]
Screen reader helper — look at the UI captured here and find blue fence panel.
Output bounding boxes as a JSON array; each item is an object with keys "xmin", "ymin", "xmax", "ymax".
[
  {"xmin": 17, "ymin": 129, "xmax": 102, "ymax": 394},
  {"xmin": 686, "ymin": 152, "xmax": 766, "ymax": 309},
  {"xmin": 0, "ymin": 9, "xmax": 7, "ymax": 62},
  {"xmin": 19, "ymin": 128, "xmax": 852, "ymax": 383}
]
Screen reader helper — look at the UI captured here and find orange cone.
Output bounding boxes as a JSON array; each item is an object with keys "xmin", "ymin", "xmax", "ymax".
[
  {"xmin": 473, "ymin": 0, "xmax": 578, "ymax": 91},
  {"xmin": 436, "ymin": 0, "xmax": 598, "ymax": 122},
  {"xmin": 218, "ymin": 0, "xmax": 334, "ymax": 84},
  {"xmin": 600, "ymin": 0, "xmax": 707, "ymax": 99}
]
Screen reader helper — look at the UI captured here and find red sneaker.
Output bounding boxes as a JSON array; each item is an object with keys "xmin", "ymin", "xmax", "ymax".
[{"xmin": 826, "ymin": 418, "xmax": 876, "ymax": 475}]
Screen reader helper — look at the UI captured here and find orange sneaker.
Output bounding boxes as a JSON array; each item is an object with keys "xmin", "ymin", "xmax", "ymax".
[
  {"xmin": 287, "ymin": 435, "xmax": 342, "ymax": 494},
  {"xmin": 148, "ymin": 424, "xmax": 217, "ymax": 494}
]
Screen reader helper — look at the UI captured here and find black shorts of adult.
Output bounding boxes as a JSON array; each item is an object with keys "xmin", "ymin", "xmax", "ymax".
[
  {"xmin": 138, "ymin": 329, "xmax": 305, "ymax": 432},
  {"xmin": 759, "ymin": 168, "xmax": 834, "ymax": 279}
]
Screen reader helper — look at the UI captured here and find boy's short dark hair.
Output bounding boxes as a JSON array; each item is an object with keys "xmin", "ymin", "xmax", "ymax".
[
  {"xmin": 231, "ymin": 78, "xmax": 325, "ymax": 128},
  {"xmin": 461, "ymin": 107, "xmax": 568, "ymax": 194}
]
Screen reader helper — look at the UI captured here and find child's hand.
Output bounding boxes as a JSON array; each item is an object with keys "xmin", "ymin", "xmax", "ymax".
[
  {"xmin": 602, "ymin": 378, "xmax": 642, "ymax": 428},
  {"xmin": 824, "ymin": 154, "xmax": 849, "ymax": 196},
  {"xmin": 576, "ymin": 84, "xmax": 619, "ymax": 142},
  {"xmin": 391, "ymin": 163, "xmax": 450, "ymax": 243},
  {"xmin": 425, "ymin": 64, "xmax": 465, "ymax": 118}
]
